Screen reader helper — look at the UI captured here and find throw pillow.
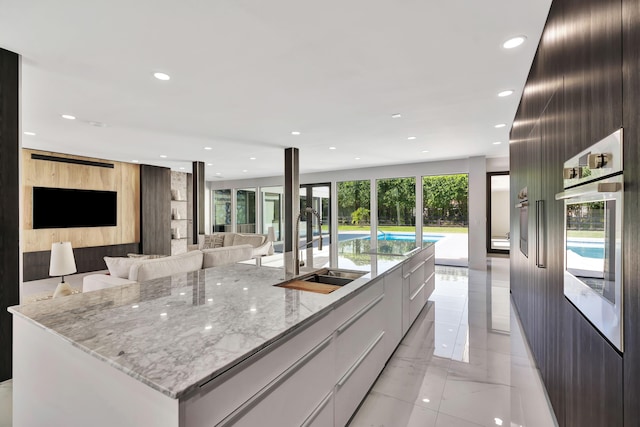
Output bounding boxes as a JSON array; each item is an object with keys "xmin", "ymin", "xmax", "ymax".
[
  {"xmin": 202, "ymin": 234, "xmax": 224, "ymax": 249},
  {"xmin": 104, "ymin": 257, "xmax": 139, "ymax": 279}
]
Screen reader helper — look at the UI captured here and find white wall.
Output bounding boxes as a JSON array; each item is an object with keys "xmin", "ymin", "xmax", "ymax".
[
  {"xmin": 490, "ymin": 190, "xmax": 510, "ymax": 238},
  {"xmin": 468, "ymin": 156, "xmax": 487, "ymax": 270}
]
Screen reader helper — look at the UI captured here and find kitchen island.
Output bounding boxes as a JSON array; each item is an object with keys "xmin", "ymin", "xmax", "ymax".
[{"xmin": 9, "ymin": 244, "xmax": 434, "ymax": 426}]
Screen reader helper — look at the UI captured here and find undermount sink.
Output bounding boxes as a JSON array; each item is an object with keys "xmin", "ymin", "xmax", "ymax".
[
  {"xmin": 302, "ymin": 268, "xmax": 367, "ymax": 285},
  {"xmin": 274, "ymin": 268, "xmax": 368, "ymax": 294},
  {"xmin": 302, "ymin": 274, "xmax": 352, "ymax": 286}
]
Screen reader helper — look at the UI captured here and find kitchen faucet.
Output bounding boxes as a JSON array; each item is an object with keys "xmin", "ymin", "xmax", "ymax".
[{"xmin": 293, "ymin": 207, "xmax": 323, "ymax": 275}]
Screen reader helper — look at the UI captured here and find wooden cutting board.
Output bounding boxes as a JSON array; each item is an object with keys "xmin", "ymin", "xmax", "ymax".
[{"xmin": 277, "ymin": 280, "xmax": 341, "ymax": 294}]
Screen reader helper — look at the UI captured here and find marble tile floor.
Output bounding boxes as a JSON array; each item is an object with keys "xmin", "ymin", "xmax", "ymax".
[{"xmin": 349, "ymin": 257, "xmax": 558, "ymax": 427}]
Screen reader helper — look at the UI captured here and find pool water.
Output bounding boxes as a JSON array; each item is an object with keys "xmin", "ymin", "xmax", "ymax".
[{"xmin": 567, "ymin": 243, "xmax": 604, "ymax": 259}]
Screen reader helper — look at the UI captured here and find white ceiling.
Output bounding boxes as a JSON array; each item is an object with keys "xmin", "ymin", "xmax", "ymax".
[{"xmin": 0, "ymin": 0, "xmax": 551, "ymax": 181}]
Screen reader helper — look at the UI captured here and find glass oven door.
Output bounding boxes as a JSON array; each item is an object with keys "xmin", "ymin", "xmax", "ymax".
[{"xmin": 559, "ymin": 175, "xmax": 623, "ymax": 351}]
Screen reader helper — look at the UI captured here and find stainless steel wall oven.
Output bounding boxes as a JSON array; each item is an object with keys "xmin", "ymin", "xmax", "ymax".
[{"xmin": 555, "ymin": 129, "xmax": 623, "ymax": 351}]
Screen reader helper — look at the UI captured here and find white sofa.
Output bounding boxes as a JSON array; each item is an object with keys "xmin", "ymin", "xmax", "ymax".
[
  {"xmin": 189, "ymin": 231, "xmax": 274, "ymax": 257},
  {"xmin": 82, "ymin": 245, "xmax": 253, "ymax": 293}
]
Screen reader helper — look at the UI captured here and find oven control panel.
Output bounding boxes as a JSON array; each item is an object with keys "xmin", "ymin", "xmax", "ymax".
[{"xmin": 562, "ymin": 129, "xmax": 623, "ymax": 189}]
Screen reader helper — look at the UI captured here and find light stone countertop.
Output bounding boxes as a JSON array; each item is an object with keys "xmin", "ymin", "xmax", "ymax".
[{"xmin": 9, "ymin": 256, "xmax": 411, "ymax": 399}]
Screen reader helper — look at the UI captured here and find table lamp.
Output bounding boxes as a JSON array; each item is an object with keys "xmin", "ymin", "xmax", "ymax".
[{"xmin": 50, "ymin": 242, "xmax": 77, "ymax": 298}]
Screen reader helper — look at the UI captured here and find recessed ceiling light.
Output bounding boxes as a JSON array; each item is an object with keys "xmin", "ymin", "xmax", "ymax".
[
  {"xmin": 355, "ymin": 157, "xmax": 361, "ymax": 160},
  {"xmin": 329, "ymin": 146, "xmax": 337, "ymax": 150},
  {"xmin": 503, "ymin": 36, "xmax": 527, "ymax": 49},
  {"xmin": 242, "ymin": 169, "xmax": 248, "ymax": 172},
  {"xmin": 132, "ymin": 160, "xmax": 139, "ymax": 163},
  {"xmin": 494, "ymin": 123, "xmax": 506, "ymax": 128},
  {"xmin": 391, "ymin": 113, "xmax": 402, "ymax": 119},
  {"xmin": 422, "ymin": 150, "xmax": 429, "ymax": 153},
  {"xmin": 159, "ymin": 155, "xmax": 167, "ymax": 158},
  {"xmin": 61, "ymin": 114, "xmax": 76, "ymax": 120},
  {"xmin": 249, "ymin": 157, "xmax": 256, "ymax": 160},
  {"xmin": 493, "ymin": 141, "xmax": 502, "ymax": 145},
  {"xmin": 179, "ymin": 167, "xmax": 185, "ymax": 170},
  {"xmin": 407, "ymin": 136, "xmax": 417, "ymax": 140},
  {"xmin": 422, "ymin": 398, "xmax": 430, "ymax": 403},
  {"xmin": 204, "ymin": 147, "xmax": 212, "ymax": 150},
  {"xmin": 23, "ymin": 131, "xmax": 36, "ymax": 136},
  {"xmin": 216, "ymin": 172, "xmax": 221, "ymax": 175},
  {"xmin": 498, "ymin": 90, "xmax": 514, "ymax": 97},
  {"xmin": 207, "ymin": 163, "xmax": 213, "ymax": 166},
  {"xmin": 291, "ymin": 131, "xmax": 301, "ymax": 135},
  {"xmin": 153, "ymin": 72, "xmax": 170, "ymax": 81},
  {"xmin": 494, "ymin": 418, "xmax": 503, "ymax": 426}
]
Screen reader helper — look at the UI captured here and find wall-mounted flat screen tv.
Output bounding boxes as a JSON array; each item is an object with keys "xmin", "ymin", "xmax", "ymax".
[{"xmin": 33, "ymin": 187, "xmax": 117, "ymax": 229}]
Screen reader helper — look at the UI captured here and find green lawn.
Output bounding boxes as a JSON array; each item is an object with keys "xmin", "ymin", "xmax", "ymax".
[
  {"xmin": 337, "ymin": 225, "xmax": 468, "ymax": 234},
  {"xmin": 567, "ymin": 230, "xmax": 604, "ymax": 238}
]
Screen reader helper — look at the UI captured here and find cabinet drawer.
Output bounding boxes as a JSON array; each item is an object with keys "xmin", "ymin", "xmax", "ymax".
[
  {"xmin": 180, "ymin": 310, "xmax": 336, "ymax": 427},
  {"xmin": 409, "ymin": 278, "xmax": 428, "ymax": 326},
  {"xmin": 335, "ymin": 293, "xmax": 385, "ymax": 379},
  {"xmin": 409, "ymin": 262, "xmax": 426, "ymax": 296},
  {"xmin": 218, "ymin": 337, "xmax": 335, "ymax": 427},
  {"xmin": 334, "ymin": 331, "xmax": 387, "ymax": 427},
  {"xmin": 333, "ymin": 277, "xmax": 384, "ymax": 329}
]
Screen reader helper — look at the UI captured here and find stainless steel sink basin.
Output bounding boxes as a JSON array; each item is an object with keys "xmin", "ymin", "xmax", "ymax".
[
  {"xmin": 303, "ymin": 274, "xmax": 352, "ymax": 286},
  {"xmin": 301, "ymin": 268, "xmax": 367, "ymax": 286},
  {"xmin": 273, "ymin": 268, "xmax": 368, "ymax": 294}
]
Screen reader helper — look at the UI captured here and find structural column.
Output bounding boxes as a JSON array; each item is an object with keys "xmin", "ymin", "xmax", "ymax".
[
  {"xmin": 192, "ymin": 161, "xmax": 205, "ymax": 242},
  {"xmin": 468, "ymin": 156, "xmax": 487, "ymax": 270},
  {"xmin": 284, "ymin": 148, "xmax": 299, "ymax": 276},
  {"xmin": 0, "ymin": 48, "xmax": 20, "ymax": 381}
]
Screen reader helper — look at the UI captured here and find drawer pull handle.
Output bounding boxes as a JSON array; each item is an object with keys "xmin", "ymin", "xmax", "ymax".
[
  {"xmin": 337, "ymin": 331, "xmax": 385, "ymax": 387},
  {"xmin": 217, "ymin": 335, "xmax": 332, "ymax": 426},
  {"xmin": 410, "ymin": 281, "xmax": 426, "ymax": 301},
  {"xmin": 337, "ymin": 294, "xmax": 384, "ymax": 334},
  {"xmin": 300, "ymin": 391, "xmax": 333, "ymax": 427}
]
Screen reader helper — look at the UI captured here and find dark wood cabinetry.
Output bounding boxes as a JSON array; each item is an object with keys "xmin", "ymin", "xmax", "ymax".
[
  {"xmin": 141, "ymin": 164, "xmax": 171, "ymax": 255},
  {"xmin": 510, "ymin": 0, "xmax": 628, "ymax": 425}
]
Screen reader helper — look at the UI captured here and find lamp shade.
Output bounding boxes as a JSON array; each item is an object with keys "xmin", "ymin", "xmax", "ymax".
[{"xmin": 49, "ymin": 242, "xmax": 77, "ymax": 277}]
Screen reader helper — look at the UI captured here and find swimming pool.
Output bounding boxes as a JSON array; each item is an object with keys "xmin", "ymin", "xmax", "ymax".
[
  {"xmin": 337, "ymin": 232, "xmax": 443, "ymax": 243},
  {"xmin": 567, "ymin": 240, "xmax": 605, "ymax": 259}
]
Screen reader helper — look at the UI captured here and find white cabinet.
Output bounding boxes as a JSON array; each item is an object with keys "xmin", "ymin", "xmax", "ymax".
[
  {"xmin": 383, "ymin": 266, "xmax": 403, "ymax": 356},
  {"xmin": 180, "ymin": 310, "xmax": 337, "ymax": 427}
]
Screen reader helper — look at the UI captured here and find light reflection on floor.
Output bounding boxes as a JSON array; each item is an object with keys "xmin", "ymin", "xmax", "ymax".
[{"xmin": 349, "ymin": 257, "xmax": 558, "ymax": 427}]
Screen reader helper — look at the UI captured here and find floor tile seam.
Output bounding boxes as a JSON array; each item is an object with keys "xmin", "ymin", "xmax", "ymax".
[
  {"xmin": 434, "ymin": 411, "xmax": 484, "ymax": 427},
  {"xmin": 443, "ymin": 373, "xmax": 512, "ymax": 389},
  {"xmin": 368, "ymin": 389, "xmax": 443, "ymax": 415}
]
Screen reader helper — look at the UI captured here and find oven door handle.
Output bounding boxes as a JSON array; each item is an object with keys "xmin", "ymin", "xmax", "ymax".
[{"xmin": 555, "ymin": 181, "xmax": 622, "ymax": 200}]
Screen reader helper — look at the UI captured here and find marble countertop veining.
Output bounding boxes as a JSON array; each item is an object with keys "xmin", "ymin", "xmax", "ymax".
[{"xmin": 9, "ymin": 255, "xmax": 409, "ymax": 399}]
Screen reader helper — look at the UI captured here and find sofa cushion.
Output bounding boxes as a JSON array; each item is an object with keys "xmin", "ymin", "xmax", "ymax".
[
  {"xmin": 202, "ymin": 245, "xmax": 253, "ymax": 268},
  {"xmin": 104, "ymin": 256, "xmax": 140, "ymax": 279},
  {"xmin": 129, "ymin": 250, "xmax": 204, "ymax": 282},
  {"xmin": 202, "ymin": 234, "xmax": 224, "ymax": 249},
  {"xmin": 232, "ymin": 234, "xmax": 265, "ymax": 248},
  {"xmin": 222, "ymin": 233, "xmax": 235, "ymax": 247}
]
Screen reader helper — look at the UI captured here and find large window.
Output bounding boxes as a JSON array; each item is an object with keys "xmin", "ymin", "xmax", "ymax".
[
  {"xmin": 337, "ymin": 180, "xmax": 371, "ymax": 268},
  {"xmin": 423, "ymin": 174, "xmax": 468, "ymax": 266},
  {"xmin": 236, "ymin": 188, "xmax": 256, "ymax": 233},
  {"xmin": 212, "ymin": 189, "xmax": 231, "ymax": 232},
  {"xmin": 261, "ymin": 186, "xmax": 283, "ymax": 242},
  {"xmin": 377, "ymin": 177, "xmax": 416, "ymax": 254}
]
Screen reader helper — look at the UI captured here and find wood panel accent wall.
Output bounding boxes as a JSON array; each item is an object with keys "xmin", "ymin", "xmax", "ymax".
[
  {"xmin": 0, "ymin": 48, "xmax": 21, "ymax": 382},
  {"xmin": 140, "ymin": 164, "xmax": 171, "ymax": 255},
  {"xmin": 510, "ymin": 0, "xmax": 629, "ymax": 425},
  {"xmin": 622, "ymin": 0, "xmax": 640, "ymax": 422},
  {"xmin": 22, "ymin": 149, "xmax": 140, "ymax": 252}
]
